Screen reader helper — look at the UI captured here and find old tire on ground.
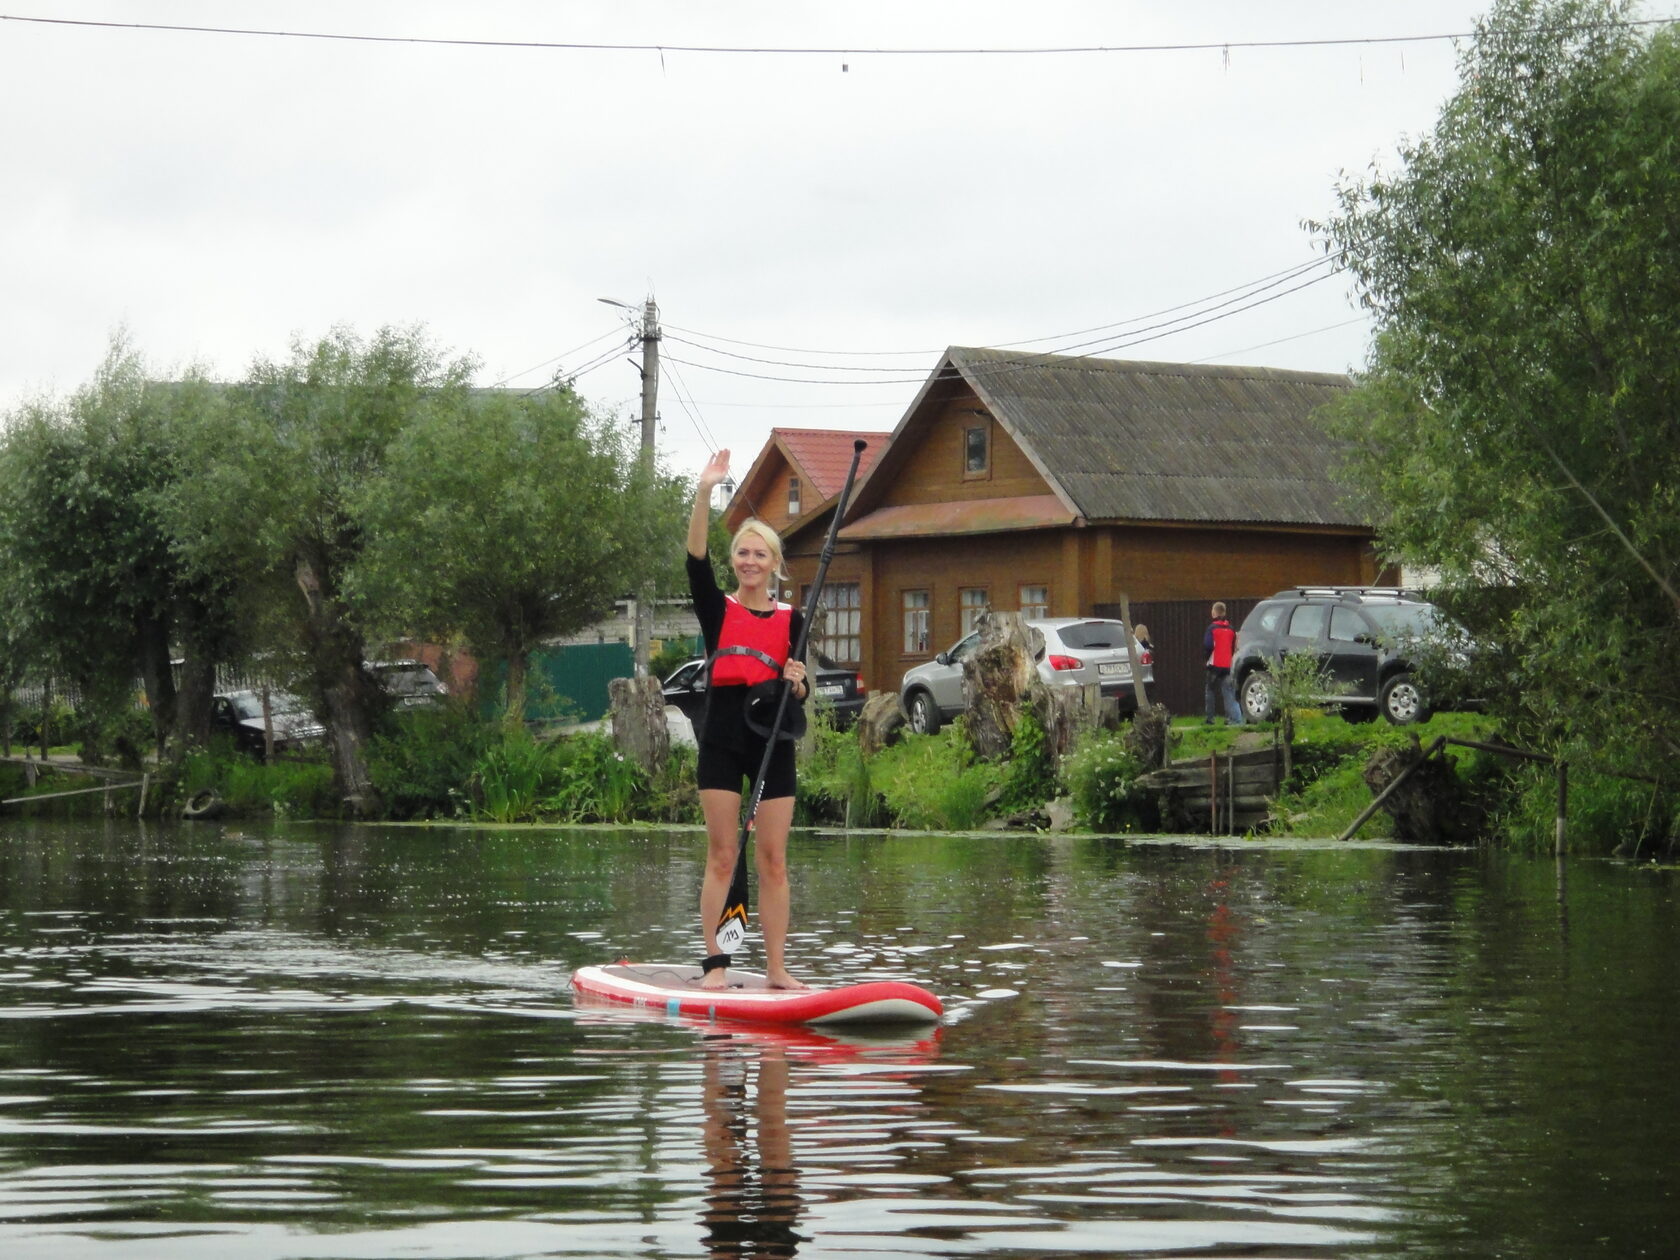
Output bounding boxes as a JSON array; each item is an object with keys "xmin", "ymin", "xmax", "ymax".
[
  {"xmin": 181, "ymin": 788, "xmax": 225, "ymax": 821},
  {"xmin": 906, "ymin": 690, "xmax": 942, "ymax": 736},
  {"xmin": 1379, "ymin": 673, "xmax": 1431, "ymax": 725},
  {"xmin": 1239, "ymin": 671, "xmax": 1276, "ymax": 724}
]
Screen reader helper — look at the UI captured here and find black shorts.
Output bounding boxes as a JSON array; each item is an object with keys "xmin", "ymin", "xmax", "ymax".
[{"xmin": 696, "ymin": 738, "xmax": 796, "ymax": 800}]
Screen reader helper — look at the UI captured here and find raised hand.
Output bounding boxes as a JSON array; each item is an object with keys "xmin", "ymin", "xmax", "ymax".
[{"xmin": 698, "ymin": 449, "xmax": 731, "ymax": 493}]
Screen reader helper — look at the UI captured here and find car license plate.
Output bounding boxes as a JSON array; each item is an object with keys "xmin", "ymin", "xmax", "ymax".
[
  {"xmin": 1097, "ymin": 662, "xmax": 1130, "ymax": 677},
  {"xmin": 818, "ymin": 683, "xmax": 845, "ymax": 698}
]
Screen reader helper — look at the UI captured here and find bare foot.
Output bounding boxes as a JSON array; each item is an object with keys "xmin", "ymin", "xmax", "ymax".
[
  {"xmin": 767, "ymin": 969, "xmax": 809, "ymax": 991},
  {"xmin": 700, "ymin": 967, "xmax": 729, "ymax": 990}
]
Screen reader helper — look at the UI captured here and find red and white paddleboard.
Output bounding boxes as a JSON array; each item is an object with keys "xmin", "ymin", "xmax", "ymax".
[{"xmin": 570, "ymin": 962, "xmax": 943, "ymax": 1027}]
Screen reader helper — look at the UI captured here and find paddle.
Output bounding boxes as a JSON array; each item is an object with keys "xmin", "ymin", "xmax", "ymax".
[{"xmin": 715, "ymin": 439, "xmax": 869, "ymax": 955}]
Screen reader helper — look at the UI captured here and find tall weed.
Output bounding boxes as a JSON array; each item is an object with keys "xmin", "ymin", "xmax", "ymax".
[
  {"xmin": 471, "ymin": 731, "xmax": 561, "ymax": 823},
  {"xmin": 539, "ymin": 732, "xmax": 646, "ymax": 823},
  {"xmin": 870, "ymin": 728, "xmax": 1000, "ymax": 830}
]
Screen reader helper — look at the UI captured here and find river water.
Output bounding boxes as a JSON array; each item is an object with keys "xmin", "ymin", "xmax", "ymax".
[{"xmin": 0, "ymin": 818, "xmax": 1675, "ymax": 1258}]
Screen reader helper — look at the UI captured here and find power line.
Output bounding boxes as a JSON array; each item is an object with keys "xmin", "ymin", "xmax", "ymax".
[
  {"xmin": 662, "ymin": 267, "xmax": 1341, "ymax": 386},
  {"xmin": 1189, "ymin": 316, "xmax": 1368, "ymax": 364},
  {"xmin": 3, "ymin": 12, "xmax": 1674, "ymax": 56},
  {"xmin": 552, "ymin": 342, "xmax": 632, "ymax": 388},
  {"xmin": 658, "ymin": 359, "xmax": 721, "ymax": 454},
  {"xmin": 663, "ymin": 255, "xmax": 1336, "ymax": 360},
  {"xmin": 490, "ymin": 326, "xmax": 626, "ymax": 388}
]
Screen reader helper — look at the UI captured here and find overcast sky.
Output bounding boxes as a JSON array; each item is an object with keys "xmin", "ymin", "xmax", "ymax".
[{"xmin": 2, "ymin": 1, "xmax": 1640, "ymax": 476}]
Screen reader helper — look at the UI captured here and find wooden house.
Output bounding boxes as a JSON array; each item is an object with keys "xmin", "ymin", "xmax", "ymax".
[{"xmin": 752, "ymin": 348, "xmax": 1388, "ymax": 714}]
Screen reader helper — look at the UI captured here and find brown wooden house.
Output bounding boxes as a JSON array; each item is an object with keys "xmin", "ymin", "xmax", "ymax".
[{"xmin": 754, "ymin": 347, "xmax": 1388, "ymax": 712}]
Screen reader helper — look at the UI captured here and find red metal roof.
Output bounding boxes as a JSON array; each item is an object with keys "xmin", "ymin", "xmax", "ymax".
[{"xmin": 772, "ymin": 428, "xmax": 889, "ymax": 500}]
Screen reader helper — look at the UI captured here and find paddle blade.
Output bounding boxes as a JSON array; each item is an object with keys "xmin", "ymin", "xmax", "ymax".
[{"xmin": 716, "ymin": 843, "xmax": 749, "ymax": 953}]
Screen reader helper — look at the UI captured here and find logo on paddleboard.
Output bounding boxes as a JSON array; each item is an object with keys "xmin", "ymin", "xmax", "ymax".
[{"xmin": 716, "ymin": 905, "xmax": 746, "ymax": 953}]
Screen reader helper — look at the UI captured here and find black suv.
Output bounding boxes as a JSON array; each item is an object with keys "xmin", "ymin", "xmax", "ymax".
[{"xmin": 1231, "ymin": 587, "xmax": 1468, "ymax": 726}]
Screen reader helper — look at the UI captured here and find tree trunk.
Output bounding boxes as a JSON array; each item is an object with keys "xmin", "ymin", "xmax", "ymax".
[
  {"xmin": 504, "ymin": 651, "xmax": 529, "ymax": 728},
  {"xmin": 295, "ymin": 553, "xmax": 380, "ymax": 817},
  {"xmin": 962, "ymin": 612, "xmax": 1043, "ymax": 761},
  {"xmin": 609, "ymin": 675, "xmax": 668, "ymax": 775},
  {"xmin": 172, "ymin": 653, "xmax": 216, "ymax": 752},
  {"xmin": 168, "ymin": 596, "xmax": 224, "ymax": 755},
  {"xmin": 135, "ymin": 612, "xmax": 177, "ymax": 759}
]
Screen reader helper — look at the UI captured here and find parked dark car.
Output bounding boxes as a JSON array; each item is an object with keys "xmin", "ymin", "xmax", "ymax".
[
  {"xmin": 899, "ymin": 617, "xmax": 1155, "ymax": 736},
  {"xmin": 1231, "ymin": 587, "xmax": 1474, "ymax": 726},
  {"xmin": 662, "ymin": 654, "xmax": 868, "ymax": 730},
  {"xmin": 369, "ymin": 659, "xmax": 447, "ymax": 708},
  {"xmin": 210, "ymin": 689, "xmax": 326, "ymax": 757}
]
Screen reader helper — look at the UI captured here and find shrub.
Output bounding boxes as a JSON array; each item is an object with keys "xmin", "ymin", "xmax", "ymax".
[
  {"xmin": 367, "ymin": 702, "xmax": 498, "ymax": 820},
  {"xmin": 75, "ymin": 704, "xmax": 153, "ymax": 770},
  {"xmin": 645, "ymin": 742, "xmax": 702, "ymax": 824},
  {"xmin": 1060, "ymin": 728, "xmax": 1154, "ymax": 832},
  {"xmin": 997, "ymin": 709, "xmax": 1055, "ymax": 813},
  {"xmin": 794, "ymin": 705, "xmax": 869, "ymax": 825},
  {"xmin": 649, "ymin": 638, "xmax": 700, "ymax": 681}
]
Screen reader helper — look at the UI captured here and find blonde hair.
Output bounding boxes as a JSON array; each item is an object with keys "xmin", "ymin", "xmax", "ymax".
[{"xmin": 730, "ymin": 518, "xmax": 788, "ymax": 582}]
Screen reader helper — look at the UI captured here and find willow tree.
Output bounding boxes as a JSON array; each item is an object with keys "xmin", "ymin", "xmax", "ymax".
[
  {"xmin": 173, "ymin": 325, "xmax": 475, "ymax": 812},
  {"xmin": 353, "ymin": 385, "xmax": 686, "ymax": 726},
  {"xmin": 0, "ymin": 340, "xmax": 199, "ymax": 755},
  {"xmin": 1314, "ymin": 0, "xmax": 1680, "ymax": 786}
]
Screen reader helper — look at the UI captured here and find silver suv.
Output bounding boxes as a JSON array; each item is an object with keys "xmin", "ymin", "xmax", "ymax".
[{"xmin": 899, "ymin": 618, "xmax": 1153, "ymax": 735}]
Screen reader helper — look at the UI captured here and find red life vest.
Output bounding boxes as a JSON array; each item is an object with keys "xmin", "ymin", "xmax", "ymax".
[
  {"xmin": 1209, "ymin": 619, "xmax": 1235, "ymax": 670},
  {"xmin": 710, "ymin": 596, "xmax": 793, "ymax": 686}
]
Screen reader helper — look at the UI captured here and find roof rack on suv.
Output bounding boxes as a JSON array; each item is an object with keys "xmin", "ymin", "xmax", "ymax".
[{"xmin": 1273, "ymin": 586, "xmax": 1423, "ymax": 601}]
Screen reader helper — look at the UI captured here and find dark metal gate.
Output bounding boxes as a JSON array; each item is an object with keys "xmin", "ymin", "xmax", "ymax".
[{"xmin": 1094, "ymin": 598, "xmax": 1263, "ymax": 720}]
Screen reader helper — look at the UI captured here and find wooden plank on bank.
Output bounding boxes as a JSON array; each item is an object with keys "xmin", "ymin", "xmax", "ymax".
[{"xmin": 2, "ymin": 780, "xmax": 145, "ymax": 806}]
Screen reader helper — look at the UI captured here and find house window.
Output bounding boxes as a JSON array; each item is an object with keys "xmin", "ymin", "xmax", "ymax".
[
  {"xmin": 964, "ymin": 424, "xmax": 990, "ymax": 476},
  {"xmin": 1019, "ymin": 584, "xmax": 1049, "ymax": 619},
  {"xmin": 804, "ymin": 581, "xmax": 862, "ymax": 664},
  {"xmin": 787, "ymin": 476, "xmax": 801, "ymax": 517},
  {"xmin": 902, "ymin": 590, "xmax": 931, "ymax": 654},
  {"xmin": 959, "ymin": 587, "xmax": 989, "ymax": 637}
]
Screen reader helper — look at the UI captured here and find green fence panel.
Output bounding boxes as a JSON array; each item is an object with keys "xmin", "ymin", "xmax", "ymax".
[{"xmin": 479, "ymin": 642, "xmax": 635, "ymax": 724}]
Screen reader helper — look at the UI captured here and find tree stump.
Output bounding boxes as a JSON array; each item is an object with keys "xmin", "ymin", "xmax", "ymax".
[
  {"xmin": 1362, "ymin": 736, "xmax": 1483, "ymax": 845},
  {"xmin": 1125, "ymin": 703, "xmax": 1171, "ymax": 770},
  {"xmin": 961, "ymin": 612, "xmax": 1045, "ymax": 760},
  {"xmin": 609, "ymin": 675, "xmax": 668, "ymax": 775},
  {"xmin": 1037, "ymin": 682, "xmax": 1111, "ymax": 760},
  {"xmin": 856, "ymin": 691, "xmax": 903, "ymax": 757}
]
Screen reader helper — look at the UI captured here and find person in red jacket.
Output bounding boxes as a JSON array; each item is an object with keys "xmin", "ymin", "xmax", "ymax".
[
  {"xmin": 687, "ymin": 450, "xmax": 810, "ymax": 991},
  {"xmin": 1203, "ymin": 602, "xmax": 1244, "ymax": 724}
]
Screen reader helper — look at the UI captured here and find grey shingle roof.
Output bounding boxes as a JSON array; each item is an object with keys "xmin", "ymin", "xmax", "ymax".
[{"xmin": 948, "ymin": 347, "xmax": 1365, "ymax": 528}]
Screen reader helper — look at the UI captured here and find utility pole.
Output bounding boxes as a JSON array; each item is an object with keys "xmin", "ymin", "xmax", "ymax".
[
  {"xmin": 598, "ymin": 294, "xmax": 660, "ymax": 677},
  {"xmin": 634, "ymin": 299, "xmax": 659, "ymax": 677}
]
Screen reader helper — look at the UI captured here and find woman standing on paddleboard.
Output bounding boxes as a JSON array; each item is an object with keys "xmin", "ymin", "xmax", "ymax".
[{"xmin": 688, "ymin": 450, "xmax": 809, "ymax": 992}]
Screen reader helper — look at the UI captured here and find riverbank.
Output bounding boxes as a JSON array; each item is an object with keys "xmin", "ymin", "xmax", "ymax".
[{"xmin": 8, "ymin": 703, "xmax": 1611, "ymax": 853}]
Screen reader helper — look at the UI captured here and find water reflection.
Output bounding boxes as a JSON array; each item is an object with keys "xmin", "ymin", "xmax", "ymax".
[
  {"xmin": 2, "ymin": 819, "xmax": 1678, "ymax": 1258},
  {"xmin": 699, "ymin": 1036, "xmax": 804, "ymax": 1257}
]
